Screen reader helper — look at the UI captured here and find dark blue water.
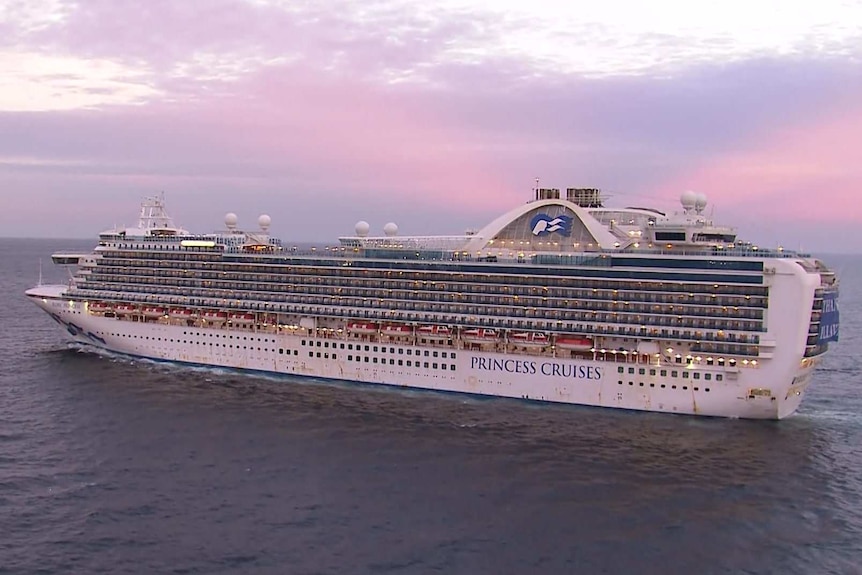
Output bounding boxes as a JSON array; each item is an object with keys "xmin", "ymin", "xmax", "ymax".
[{"xmin": 1, "ymin": 238, "xmax": 860, "ymax": 574}]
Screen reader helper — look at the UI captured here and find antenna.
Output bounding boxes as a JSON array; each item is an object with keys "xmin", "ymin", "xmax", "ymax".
[{"xmin": 38, "ymin": 258, "xmax": 43, "ymax": 286}]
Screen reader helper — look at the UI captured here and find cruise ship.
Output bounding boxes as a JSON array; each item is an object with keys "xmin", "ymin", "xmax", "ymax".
[{"xmin": 26, "ymin": 188, "xmax": 840, "ymax": 419}]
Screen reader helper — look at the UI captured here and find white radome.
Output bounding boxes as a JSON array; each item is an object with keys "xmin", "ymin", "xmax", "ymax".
[
  {"xmin": 355, "ymin": 220, "xmax": 370, "ymax": 237},
  {"xmin": 680, "ymin": 190, "xmax": 697, "ymax": 210}
]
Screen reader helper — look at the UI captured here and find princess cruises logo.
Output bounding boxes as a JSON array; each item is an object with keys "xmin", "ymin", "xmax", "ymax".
[{"xmin": 530, "ymin": 213, "xmax": 573, "ymax": 237}]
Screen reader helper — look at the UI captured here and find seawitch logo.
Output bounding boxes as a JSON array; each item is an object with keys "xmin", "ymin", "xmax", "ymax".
[{"xmin": 530, "ymin": 213, "xmax": 573, "ymax": 237}]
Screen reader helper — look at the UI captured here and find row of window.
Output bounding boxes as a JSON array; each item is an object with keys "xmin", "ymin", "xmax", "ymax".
[
  {"xmin": 616, "ymin": 365, "xmax": 724, "ymax": 381},
  {"xmin": 99, "ymin": 252, "xmax": 769, "ymax": 296},
  {"xmin": 84, "ymin": 270, "xmax": 766, "ymax": 319},
  {"xmin": 78, "ymin": 281, "xmax": 765, "ymax": 336},
  {"xmin": 619, "ymin": 380, "xmax": 711, "ymax": 392},
  {"xmin": 344, "ymin": 355, "xmax": 456, "ymax": 370},
  {"xmin": 299, "ymin": 339, "xmax": 457, "ymax": 358},
  {"xmin": 90, "ymin": 263, "xmax": 769, "ymax": 308}
]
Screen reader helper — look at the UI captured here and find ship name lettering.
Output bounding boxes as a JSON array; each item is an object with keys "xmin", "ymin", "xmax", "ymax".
[{"xmin": 471, "ymin": 357, "xmax": 603, "ymax": 380}]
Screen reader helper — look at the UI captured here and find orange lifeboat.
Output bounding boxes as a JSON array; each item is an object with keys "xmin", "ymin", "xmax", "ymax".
[
  {"xmin": 229, "ymin": 312, "xmax": 255, "ymax": 325},
  {"xmin": 202, "ymin": 310, "xmax": 228, "ymax": 323},
  {"xmin": 461, "ymin": 328, "xmax": 499, "ymax": 344},
  {"xmin": 169, "ymin": 308, "xmax": 198, "ymax": 320},
  {"xmin": 555, "ymin": 336, "xmax": 593, "ymax": 351},
  {"xmin": 141, "ymin": 306, "xmax": 166, "ymax": 318},
  {"xmin": 347, "ymin": 321, "xmax": 378, "ymax": 335},
  {"xmin": 510, "ymin": 332, "xmax": 549, "ymax": 348},
  {"xmin": 417, "ymin": 325, "xmax": 451, "ymax": 340},
  {"xmin": 115, "ymin": 303, "xmax": 137, "ymax": 315},
  {"xmin": 89, "ymin": 301, "xmax": 112, "ymax": 312},
  {"xmin": 381, "ymin": 324, "xmax": 413, "ymax": 337}
]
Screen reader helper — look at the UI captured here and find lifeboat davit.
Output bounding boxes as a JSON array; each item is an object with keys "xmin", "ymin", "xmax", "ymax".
[
  {"xmin": 510, "ymin": 332, "xmax": 549, "ymax": 348},
  {"xmin": 141, "ymin": 306, "xmax": 166, "ymax": 318},
  {"xmin": 417, "ymin": 325, "xmax": 451, "ymax": 340},
  {"xmin": 202, "ymin": 310, "xmax": 228, "ymax": 323},
  {"xmin": 461, "ymin": 328, "xmax": 499, "ymax": 344},
  {"xmin": 115, "ymin": 304, "xmax": 137, "ymax": 315},
  {"xmin": 381, "ymin": 324, "xmax": 413, "ymax": 337},
  {"xmin": 347, "ymin": 321, "xmax": 378, "ymax": 335},
  {"xmin": 555, "ymin": 336, "xmax": 593, "ymax": 351},
  {"xmin": 169, "ymin": 308, "xmax": 198, "ymax": 320},
  {"xmin": 229, "ymin": 312, "xmax": 255, "ymax": 325}
]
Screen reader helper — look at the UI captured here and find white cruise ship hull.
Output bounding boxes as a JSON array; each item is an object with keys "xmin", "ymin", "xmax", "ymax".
[{"xmin": 28, "ymin": 286, "xmax": 817, "ymax": 420}]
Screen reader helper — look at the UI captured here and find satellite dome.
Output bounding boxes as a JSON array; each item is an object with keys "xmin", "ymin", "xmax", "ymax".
[
  {"xmin": 225, "ymin": 212, "xmax": 238, "ymax": 229},
  {"xmin": 258, "ymin": 214, "xmax": 271, "ymax": 230},
  {"xmin": 383, "ymin": 222, "xmax": 398, "ymax": 237},
  {"xmin": 355, "ymin": 220, "xmax": 370, "ymax": 237},
  {"xmin": 680, "ymin": 190, "xmax": 697, "ymax": 210},
  {"xmin": 694, "ymin": 193, "xmax": 708, "ymax": 212}
]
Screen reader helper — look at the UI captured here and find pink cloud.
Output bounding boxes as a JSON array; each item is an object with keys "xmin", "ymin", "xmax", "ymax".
[
  {"xmin": 655, "ymin": 96, "xmax": 862, "ymax": 226},
  {"xmin": 1, "ymin": 1, "xmax": 861, "ymax": 252}
]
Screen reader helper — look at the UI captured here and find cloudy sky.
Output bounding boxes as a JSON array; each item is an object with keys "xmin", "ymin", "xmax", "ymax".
[{"xmin": 1, "ymin": 0, "xmax": 860, "ymax": 253}]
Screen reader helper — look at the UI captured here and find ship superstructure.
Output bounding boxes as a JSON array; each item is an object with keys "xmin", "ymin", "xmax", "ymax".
[{"xmin": 26, "ymin": 189, "xmax": 840, "ymax": 419}]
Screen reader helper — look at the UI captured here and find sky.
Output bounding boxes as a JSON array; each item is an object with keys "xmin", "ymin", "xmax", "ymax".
[{"xmin": 0, "ymin": 0, "xmax": 861, "ymax": 253}]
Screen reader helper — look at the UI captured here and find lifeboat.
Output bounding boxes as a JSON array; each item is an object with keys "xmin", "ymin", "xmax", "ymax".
[
  {"xmin": 416, "ymin": 325, "xmax": 451, "ymax": 340},
  {"xmin": 89, "ymin": 301, "xmax": 112, "ymax": 312},
  {"xmin": 381, "ymin": 324, "xmax": 413, "ymax": 337},
  {"xmin": 461, "ymin": 328, "xmax": 500, "ymax": 344},
  {"xmin": 510, "ymin": 331, "xmax": 549, "ymax": 348},
  {"xmin": 202, "ymin": 310, "xmax": 228, "ymax": 323},
  {"xmin": 555, "ymin": 336, "xmax": 594, "ymax": 351},
  {"xmin": 169, "ymin": 308, "xmax": 198, "ymax": 320},
  {"xmin": 141, "ymin": 306, "xmax": 166, "ymax": 318},
  {"xmin": 115, "ymin": 304, "xmax": 137, "ymax": 315},
  {"xmin": 347, "ymin": 321, "xmax": 378, "ymax": 335},
  {"xmin": 229, "ymin": 312, "xmax": 255, "ymax": 325}
]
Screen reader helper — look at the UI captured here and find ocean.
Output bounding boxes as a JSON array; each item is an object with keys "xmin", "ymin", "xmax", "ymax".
[{"xmin": 1, "ymin": 238, "xmax": 860, "ymax": 574}]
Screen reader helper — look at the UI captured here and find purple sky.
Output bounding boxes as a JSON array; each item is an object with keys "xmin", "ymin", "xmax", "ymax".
[{"xmin": 1, "ymin": 0, "xmax": 861, "ymax": 253}]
